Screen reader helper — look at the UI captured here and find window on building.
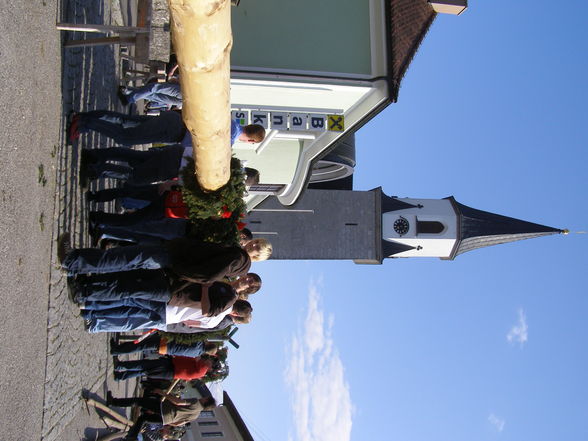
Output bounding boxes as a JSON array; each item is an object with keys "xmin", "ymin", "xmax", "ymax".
[
  {"xmin": 416, "ymin": 220, "xmax": 445, "ymax": 234},
  {"xmin": 198, "ymin": 421, "xmax": 220, "ymax": 426},
  {"xmin": 201, "ymin": 431, "xmax": 224, "ymax": 438},
  {"xmin": 199, "ymin": 411, "xmax": 215, "ymax": 418}
]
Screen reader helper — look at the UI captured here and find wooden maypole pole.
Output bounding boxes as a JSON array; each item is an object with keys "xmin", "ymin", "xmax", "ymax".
[{"xmin": 168, "ymin": 0, "xmax": 233, "ymax": 191}]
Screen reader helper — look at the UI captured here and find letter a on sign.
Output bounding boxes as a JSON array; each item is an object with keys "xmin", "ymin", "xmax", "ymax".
[
  {"xmin": 289, "ymin": 113, "xmax": 308, "ymax": 130},
  {"xmin": 327, "ymin": 115, "xmax": 345, "ymax": 132}
]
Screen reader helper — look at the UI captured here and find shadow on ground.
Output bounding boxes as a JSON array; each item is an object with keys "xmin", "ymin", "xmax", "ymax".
[{"xmin": 43, "ymin": 1, "xmax": 127, "ymax": 440}]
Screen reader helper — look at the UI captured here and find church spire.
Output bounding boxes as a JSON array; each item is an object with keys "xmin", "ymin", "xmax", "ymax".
[{"xmin": 446, "ymin": 197, "xmax": 564, "ymax": 259}]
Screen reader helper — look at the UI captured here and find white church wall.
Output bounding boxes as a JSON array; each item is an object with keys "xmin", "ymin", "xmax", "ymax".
[{"xmin": 382, "ymin": 198, "xmax": 458, "ymax": 258}]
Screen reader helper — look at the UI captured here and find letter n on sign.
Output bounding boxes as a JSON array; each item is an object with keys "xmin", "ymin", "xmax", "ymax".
[{"xmin": 270, "ymin": 112, "xmax": 288, "ymax": 130}]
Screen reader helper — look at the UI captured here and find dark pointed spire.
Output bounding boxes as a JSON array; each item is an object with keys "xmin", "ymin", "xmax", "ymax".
[
  {"xmin": 381, "ymin": 191, "xmax": 417, "ymax": 213},
  {"xmin": 382, "ymin": 239, "xmax": 415, "ymax": 258},
  {"xmin": 446, "ymin": 197, "xmax": 564, "ymax": 259}
]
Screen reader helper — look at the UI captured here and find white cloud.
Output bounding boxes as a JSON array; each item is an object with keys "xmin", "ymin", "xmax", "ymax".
[
  {"xmin": 284, "ymin": 280, "xmax": 353, "ymax": 441},
  {"xmin": 488, "ymin": 413, "xmax": 505, "ymax": 432},
  {"xmin": 507, "ymin": 309, "xmax": 528, "ymax": 346}
]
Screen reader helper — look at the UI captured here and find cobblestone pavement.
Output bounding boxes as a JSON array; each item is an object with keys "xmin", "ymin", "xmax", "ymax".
[
  {"xmin": 44, "ymin": 1, "xmax": 139, "ymax": 440},
  {"xmin": 0, "ymin": 1, "xmax": 146, "ymax": 439}
]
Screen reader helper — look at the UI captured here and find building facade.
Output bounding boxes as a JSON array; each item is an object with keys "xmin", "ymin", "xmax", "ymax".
[
  {"xmin": 186, "ymin": 392, "xmax": 254, "ymax": 441},
  {"xmin": 228, "ymin": 0, "xmax": 455, "ymax": 209}
]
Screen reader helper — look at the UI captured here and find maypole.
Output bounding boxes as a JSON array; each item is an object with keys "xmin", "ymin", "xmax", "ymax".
[{"xmin": 168, "ymin": 0, "xmax": 233, "ymax": 191}]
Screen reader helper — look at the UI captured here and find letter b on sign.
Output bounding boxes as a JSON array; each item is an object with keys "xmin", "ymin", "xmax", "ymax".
[{"xmin": 309, "ymin": 114, "xmax": 326, "ymax": 132}]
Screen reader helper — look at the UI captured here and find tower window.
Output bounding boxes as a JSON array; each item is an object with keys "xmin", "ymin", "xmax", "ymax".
[
  {"xmin": 416, "ymin": 220, "xmax": 444, "ymax": 234},
  {"xmin": 202, "ymin": 432, "xmax": 224, "ymax": 438}
]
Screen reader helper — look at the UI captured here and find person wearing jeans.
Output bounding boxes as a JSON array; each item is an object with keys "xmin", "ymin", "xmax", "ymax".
[
  {"xmin": 121, "ymin": 82, "xmax": 183, "ymax": 108},
  {"xmin": 75, "ymin": 110, "xmax": 186, "ymax": 145},
  {"xmin": 59, "ymin": 234, "xmax": 263, "ymax": 283},
  {"xmin": 69, "ymin": 269, "xmax": 171, "ymax": 304},
  {"xmin": 61, "ymin": 243, "xmax": 171, "ymax": 276},
  {"xmin": 107, "ymin": 393, "xmax": 216, "ymax": 441},
  {"xmin": 112, "ymin": 356, "xmax": 212, "ymax": 381},
  {"xmin": 110, "ymin": 334, "xmax": 217, "ymax": 358},
  {"xmin": 81, "ymin": 298, "xmax": 167, "ymax": 333},
  {"xmin": 70, "ymin": 110, "xmax": 265, "ymax": 148},
  {"xmin": 81, "ymin": 144, "xmax": 185, "ymax": 184}
]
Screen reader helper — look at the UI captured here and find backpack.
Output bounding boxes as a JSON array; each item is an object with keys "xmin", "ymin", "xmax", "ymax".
[{"xmin": 164, "ymin": 190, "xmax": 189, "ymax": 219}]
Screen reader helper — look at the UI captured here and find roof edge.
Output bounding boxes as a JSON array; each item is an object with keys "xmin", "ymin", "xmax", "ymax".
[{"xmin": 222, "ymin": 392, "xmax": 255, "ymax": 441}]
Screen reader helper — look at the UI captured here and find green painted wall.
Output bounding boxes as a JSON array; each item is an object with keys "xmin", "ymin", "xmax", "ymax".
[{"xmin": 231, "ymin": 0, "xmax": 372, "ymax": 75}]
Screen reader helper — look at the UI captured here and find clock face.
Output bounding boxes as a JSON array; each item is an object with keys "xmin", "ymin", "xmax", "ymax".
[{"xmin": 393, "ymin": 217, "xmax": 410, "ymax": 236}]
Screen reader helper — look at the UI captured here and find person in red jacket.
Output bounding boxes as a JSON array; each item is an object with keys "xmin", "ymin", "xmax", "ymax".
[{"xmin": 113, "ymin": 355, "xmax": 216, "ymax": 381}]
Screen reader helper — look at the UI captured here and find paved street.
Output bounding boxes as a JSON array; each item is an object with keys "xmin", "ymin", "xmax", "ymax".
[{"xmin": 0, "ymin": 1, "xmax": 138, "ymax": 439}]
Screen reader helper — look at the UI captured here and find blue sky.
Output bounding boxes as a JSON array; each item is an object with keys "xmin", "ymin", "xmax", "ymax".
[{"xmin": 223, "ymin": 2, "xmax": 588, "ymax": 440}]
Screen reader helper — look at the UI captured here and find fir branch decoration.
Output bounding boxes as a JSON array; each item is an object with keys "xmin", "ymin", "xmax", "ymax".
[
  {"xmin": 181, "ymin": 156, "xmax": 247, "ymax": 220},
  {"xmin": 214, "ymin": 347, "xmax": 228, "ymax": 363},
  {"xmin": 187, "ymin": 217, "xmax": 241, "ymax": 246},
  {"xmin": 201, "ymin": 364, "xmax": 229, "ymax": 383},
  {"xmin": 202, "ymin": 349, "xmax": 230, "ymax": 383},
  {"xmin": 180, "ymin": 156, "xmax": 247, "ymax": 245}
]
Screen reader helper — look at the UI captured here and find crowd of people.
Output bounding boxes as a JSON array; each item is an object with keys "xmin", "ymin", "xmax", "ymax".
[{"xmin": 61, "ymin": 73, "xmax": 272, "ymax": 441}]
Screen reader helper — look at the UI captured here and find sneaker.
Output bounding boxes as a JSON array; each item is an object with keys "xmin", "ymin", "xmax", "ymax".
[
  {"xmin": 66, "ymin": 276, "xmax": 78, "ymax": 302},
  {"xmin": 72, "ymin": 293, "xmax": 86, "ymax": 305},
  {"xmin": 70, "ymin": 275, "xmax": 88, "ymax": 304},
  {"xmin": 67, "ymin": 113, "xmax": 80, "ymax": 144},
  {"xmin": 86, "ymin": 191, "xmax": 96, "ymax": 203},
  {"xmin": 83, "ymin": 318, "xmax": 92, "ymax": 332},
  {"xmin": 79, "ymin": 150, "xmax": 96, "ymax": 191},
  {"xmin": 98, "ymin": 238, "xmax": 126, "ymax": 250},
  {"xmin": 109, "ymin": 337, "xmax": 118, "ymax": 354},
  {"xmin": 57, "ymin": 232, "xmax": 72, "ymax": 265},
  {"xmin": 88, "ymin": 211, "xmax": 100, "ymax": 236},
  {"xmin": 117, "ymin": 86, "xmax": 130, "ymax": 106}
]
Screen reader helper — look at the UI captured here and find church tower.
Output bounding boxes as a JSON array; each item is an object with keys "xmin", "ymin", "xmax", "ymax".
[{"xmin": 245, "ymin": 188, "xmax": 565, "ymax": 264}]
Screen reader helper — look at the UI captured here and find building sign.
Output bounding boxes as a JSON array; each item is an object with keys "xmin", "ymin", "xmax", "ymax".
[
  {"xmin": 289, "ymin": 113, "xmax": 308, "ymax": 130},
  {"xmin": 250, "ymin": 111, "xmax": 270, "ymax": 129},
  {"xmin": 270, "ymin": 112, "xmax": 288, "ymax": 130},
  {"xmin": 327, "ymin": 114, "xmax": 345, "ymax": 132},
  {"xmin": 231, "ymin": 109, "xmax": 344, "ymax": 132},
  {"xmin": 308, "ymin": 114, "xmax": 327, "ymax": 131},
  {"xmin": 231, "ymin": 110, "xmax": 249, "ymax": 126}
]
